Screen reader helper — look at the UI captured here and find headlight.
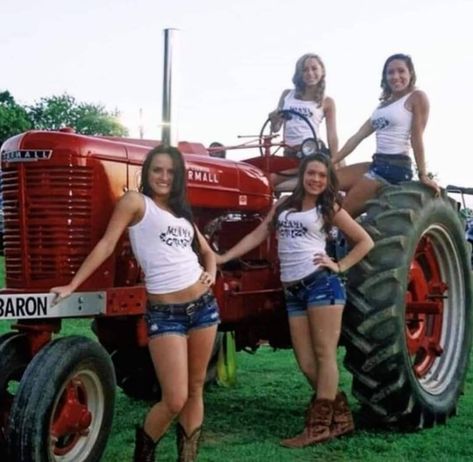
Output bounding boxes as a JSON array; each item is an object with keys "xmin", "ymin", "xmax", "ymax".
[{"xmin": 300, "ymin": 138, "xmax": 317, "ymax": 157}]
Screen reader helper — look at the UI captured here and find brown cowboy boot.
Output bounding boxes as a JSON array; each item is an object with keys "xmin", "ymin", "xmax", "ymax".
[
  {"xmin": 331, "ymin": 391, "xmax": 355, "ymax": 438},
  {"xmin": 176, "ymin": 423, "xmax": 202, "ymax": 462},
  {"xmin": 280, "ymin": 398, "xmax": 334, "ymax": 448},
  {"xmin": 133, "ymin": 426, "xmax": 159, "ymax": 462},
  {"xmin": 278, "ymin": 392, "xmax": 316, "ymax": 448}
]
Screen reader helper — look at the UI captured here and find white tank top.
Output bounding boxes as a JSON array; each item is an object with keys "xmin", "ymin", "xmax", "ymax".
[
  {"xmin": 283, "ymin": 90, "xmax": 324, "ymax": 147},
  {"xmin": 277, "ymin": 207, "xmax": 327, "ymax": 282},
  {"xmin": 128, "ymin": 195, "xmax": 202, "ymax": 294},
  {"xmin": 371, "ymin": 92, "xmax": 413, "ymax": 154}
]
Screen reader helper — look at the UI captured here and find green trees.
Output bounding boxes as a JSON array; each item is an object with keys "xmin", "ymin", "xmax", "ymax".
[
  {"xmin": 0, "ymin": 92, "xmax": 128, "ymax": 145},
  {"xmin": 0, "ymin": 91, "xmax": 32, "ymax": 145},
  {"xmin": 28, "ymin": 94, "xmax": 128, "ymax": 136}
]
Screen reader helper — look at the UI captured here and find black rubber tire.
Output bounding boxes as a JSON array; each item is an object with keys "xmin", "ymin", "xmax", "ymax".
[
  {"xmin": 344, "ymin": 182, "xmax": 473, "ymax": 428},
  {"xmin": 7, "ymin": 335, "xmax": 115, "ymax": 462},
  {"xmin": 111, "ymin": 346, "xmax": 161, "ymax": 401},
  {"xmin": 0, "ymin": 334, "xmax": 30, "ymax": 459}
]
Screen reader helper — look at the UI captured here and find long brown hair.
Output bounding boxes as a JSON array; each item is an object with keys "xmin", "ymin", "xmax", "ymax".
[
  {"xmin": 273, "ymin": 153, "xmax": 342, "ymax": 235},
  {"xmin": 140, "ymin": 145, "xmax": 200, "ymax": 254},
  {"xmin": 380, "ymin": 53, "xmax": 417, "ymax": 101}
]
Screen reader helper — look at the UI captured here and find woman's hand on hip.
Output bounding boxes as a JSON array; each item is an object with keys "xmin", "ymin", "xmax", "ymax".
[
  {"xmin": 313, "ymin": 253, "xmax": 339, "ymax": 273},
  {"xmin": 199, "ymin": 270, "xmax": 215, "ymax": 287}
]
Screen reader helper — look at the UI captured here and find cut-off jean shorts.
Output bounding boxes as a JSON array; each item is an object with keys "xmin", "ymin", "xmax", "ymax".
[
  {"xmin": 283, "ymin": 268, "xmax": 347, "ymax": 317},
  {"xmin": 144, "ymin": 291, "xmax": 220, "ymax": 338},
  {"xmin": 365, "ymin": 153, "xmax": 413, "ymax": 185}
]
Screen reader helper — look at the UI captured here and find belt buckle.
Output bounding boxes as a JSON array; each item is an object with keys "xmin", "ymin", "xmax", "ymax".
[
  {"xmin": 186, "ymin": 303, "xmax": 197, "ymax": 315},
  {"xmin": 288, "ymin": 282, "xmax": 301, "ymax": 295}
]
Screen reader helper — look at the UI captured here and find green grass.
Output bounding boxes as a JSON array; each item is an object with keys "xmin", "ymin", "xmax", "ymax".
[
  {"xmin": 100, "ymin": 346, "xmax": 473, "ymax": 462},
  {"xmin": 1, "ymin": 262, "xmax": 473, "ymax": 461}
]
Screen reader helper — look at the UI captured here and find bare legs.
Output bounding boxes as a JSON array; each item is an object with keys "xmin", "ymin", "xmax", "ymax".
[
  {"xmin": 144, "ymin": 325, "xmax": 218, "ymax": 441},
  {"xmin": 270, "ymin": 169, "xmax": 298, "ymax": 192},
  {"xmin": 307, "ymin": 305, "xmax": 344, "ymax": 400},
  {"xmin": 281, "ymin": 305, "xmax": 345, "ymax": 448},
  {"xmin": 288, "ymin": 316, "xmax": 318, "ymax": 390},
  {"xmin": 288, "ymin": 306, "xmax": 344, "ymax": 399},
  {"xmin": 336, "ymin": 162, "xmax": 382, "ymax": 217},
  {"xmin": 179, "ymin": 326, "xmax": 218, "ymax": 432}
]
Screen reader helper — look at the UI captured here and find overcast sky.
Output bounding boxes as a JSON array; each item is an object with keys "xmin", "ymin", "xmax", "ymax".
[{"xmin": 2, "ymin": 0, "xmax": 472, "ymax": 188}]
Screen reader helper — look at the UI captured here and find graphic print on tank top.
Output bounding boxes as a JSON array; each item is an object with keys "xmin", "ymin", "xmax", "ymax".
[
  {"xmin": 278, "ymin": 218, "xmax": 308, "ymax": 239},
  {"xmin": 372, "ymin": 117, "xmax": 389, "ymax": 130},
  {"xmin": 287, "ymin": 105, "xmax": 313, "ymax": 119},
  {"xmin": 160, "ymin": 225, "xmax": 193, "ymax": 248}
]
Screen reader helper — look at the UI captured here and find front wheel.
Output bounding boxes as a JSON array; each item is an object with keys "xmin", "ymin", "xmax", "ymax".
[
  {"xmin": 344, "ymin": 183, "xmax": 473, "ymax": 428},
  {"xmin": 7, "ymin": 336, "xmax": 116, "ymax": 462}
]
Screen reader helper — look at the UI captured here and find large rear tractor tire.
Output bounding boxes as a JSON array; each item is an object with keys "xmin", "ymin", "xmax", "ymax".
[
  {"xmin": 344, "ymin": 182, "xmax": 473, "ymax": 428},
  {"xmin": 7, "ymin": 336, "xmax": 115, "ymax": 462}
]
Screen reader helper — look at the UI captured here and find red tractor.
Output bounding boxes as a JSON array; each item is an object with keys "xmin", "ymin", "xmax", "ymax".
[{"xmin": 0, "ymin": 114, "xmax": 472, "ymax": 461}]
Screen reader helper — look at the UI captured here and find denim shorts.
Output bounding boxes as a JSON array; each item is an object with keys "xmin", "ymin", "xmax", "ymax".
[
  {"xmin": 283, "ymin": 269, "xmax": 346, "ymax": 317},
  {"xmin": 365, "ymin": 153, "xmax": 413, "ymax": 184},
  {"xmin": 144, "ymin": 291, "xmax": 220, "ymax": 338}
]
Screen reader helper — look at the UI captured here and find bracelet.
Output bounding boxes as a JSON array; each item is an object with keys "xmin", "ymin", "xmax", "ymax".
[{"xmin": 337, "ymin": 262, "xmax": 343, "ymax": 274}]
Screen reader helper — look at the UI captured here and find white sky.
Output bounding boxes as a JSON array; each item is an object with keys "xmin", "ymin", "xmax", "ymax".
[{"xmin": 2, "ymin": 0, "xmax": 472, "ymax": 188}]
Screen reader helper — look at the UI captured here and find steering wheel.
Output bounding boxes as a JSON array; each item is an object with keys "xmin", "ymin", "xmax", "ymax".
[{"xmin": 258, "ymin": 109, "xmax": 319, "ymax": 157}]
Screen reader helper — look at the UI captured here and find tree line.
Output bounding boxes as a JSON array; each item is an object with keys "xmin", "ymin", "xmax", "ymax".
[{"xmin": 0, "ymin": 91, "xmax": 128, "ymax": 146}]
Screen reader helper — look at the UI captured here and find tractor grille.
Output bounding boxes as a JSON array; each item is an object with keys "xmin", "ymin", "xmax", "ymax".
[{"xmin": 2, "ymin": 166, "xmax": 93, "ymax": 286}]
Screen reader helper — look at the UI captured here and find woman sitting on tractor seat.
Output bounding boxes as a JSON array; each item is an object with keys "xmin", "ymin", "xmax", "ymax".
[{"xmin": 269, "ymin": 53, "xmax": 339, "ymax": 191}]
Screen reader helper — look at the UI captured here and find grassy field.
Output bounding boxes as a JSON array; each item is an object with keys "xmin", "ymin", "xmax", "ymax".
[{"xmin": 1, "ymin": 263, "xmax": 473, "ymax": 461}]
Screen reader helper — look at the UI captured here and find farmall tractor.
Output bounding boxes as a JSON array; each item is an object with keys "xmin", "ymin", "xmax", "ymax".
[{"xmin": 0, "ymin": 111, "xmax": 472, "ymax": 461}]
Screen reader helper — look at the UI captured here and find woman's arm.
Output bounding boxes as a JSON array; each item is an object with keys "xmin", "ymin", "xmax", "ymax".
[
  {"xmin": 409, "ymin": 91, "xmax": 440, "ymax": 193},
  {"xmin": 324, "ymin": 96, "xmax": 339, "ymax": 156},
  {"xmin": 334, "ymin": 208, "xmax": 374, "ymax": 272},
  {"xmin": 216, "ymin": 202, "xmax": 280, "ymax": 265},
  {"xmin": 195, "ymin": 226, "xmax": 217, "ymax": 286},
  {"xmin": 315, "ymin": 207, "xmax": 374, "ymax": 273},
  {"xmin": 269, "ymin": 90, "xmax": 290, "ymax": 132},
  {"xmin": 332, "ymin": 119, "xmax": 374, "ymax": 164},
  {"xmin": 50, "ymin": 192, "xmax": 143, "ymax": 301}
]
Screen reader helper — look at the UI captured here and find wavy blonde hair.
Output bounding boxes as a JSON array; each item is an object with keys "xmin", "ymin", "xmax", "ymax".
[{"xmin": 292, "ymin": 53, "xmax": 326, "ymax": 107}]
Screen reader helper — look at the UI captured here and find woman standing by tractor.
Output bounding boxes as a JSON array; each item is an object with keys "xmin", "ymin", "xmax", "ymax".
[
  {"xmin": 217, "ymin": 153, "xmax": 373, "ymax": 447},
  {"xmin": 333, "ymin": 53, "xmax": 440, "ymax": 217},
  {"xmin": 51, "ymin": 145, "xmax": 219, "ymax": 462},
  {"xmin": 269, "ymin": 53, "xmax": 339, "ymax": 189}
]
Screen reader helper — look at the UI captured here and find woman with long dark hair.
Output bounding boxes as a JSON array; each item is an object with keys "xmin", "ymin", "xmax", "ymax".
[
  {"xmin": 51, "ymin": 145, "xmax": 219, "ymax": 462},
  {"xmin": 217, "ymin": 153, "xmax": 373, "ymax": 447}
]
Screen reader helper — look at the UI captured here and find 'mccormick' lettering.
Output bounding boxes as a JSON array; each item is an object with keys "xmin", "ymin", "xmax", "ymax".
[{"xmin": 0, "ymin": 296, "xmax": 48, "ymax": 318}]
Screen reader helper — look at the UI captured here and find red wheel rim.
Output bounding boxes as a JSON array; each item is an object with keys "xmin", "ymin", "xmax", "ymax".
[{"xmin": 406, "ymin": 234, "xmax": 448, "ymax": 378}]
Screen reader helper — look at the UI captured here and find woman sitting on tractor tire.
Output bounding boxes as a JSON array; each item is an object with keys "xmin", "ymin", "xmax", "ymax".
[{"xmin": 332, "ymin": 53, "xmax": 440, "ymax": 217}]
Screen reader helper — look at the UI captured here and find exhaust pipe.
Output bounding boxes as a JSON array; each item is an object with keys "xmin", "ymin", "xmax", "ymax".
[{"xmin": 161, "ymin": 28, "xmax": 179, "ymax": 147}]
